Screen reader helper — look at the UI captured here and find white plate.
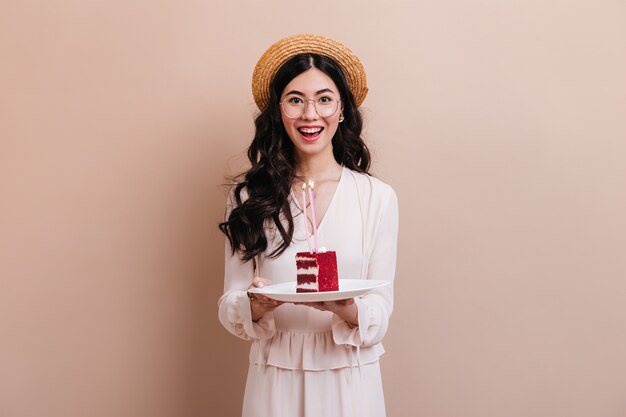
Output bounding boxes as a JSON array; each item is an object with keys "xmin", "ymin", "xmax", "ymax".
[{"xmin": 248, "ymin": 279, "xmax": 390, "ymax": 302}]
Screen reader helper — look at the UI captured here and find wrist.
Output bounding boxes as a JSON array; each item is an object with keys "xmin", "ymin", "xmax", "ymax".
[{"xmin": 337, "ymin": 303, "xmax": 358, "ymax": 326}]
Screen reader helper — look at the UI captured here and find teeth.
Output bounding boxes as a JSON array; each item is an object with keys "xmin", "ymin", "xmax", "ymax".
[{"xmin": 299, "ymin": 127, "xmax": 322, "ymax": 134}]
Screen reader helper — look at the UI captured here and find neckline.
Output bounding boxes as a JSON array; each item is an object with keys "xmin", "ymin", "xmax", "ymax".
[
  {"xmin": 314, "ymin": 166, "xmax": 344, "ymax": 232},
  {"xmin": 291, "ymin": 166, "xmax": 345, "ymax": 235}
]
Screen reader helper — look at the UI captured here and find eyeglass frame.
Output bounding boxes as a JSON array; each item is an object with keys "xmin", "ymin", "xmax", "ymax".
[{"xmin": 279, "ymin": 96, "xmax": 342, "ymax": 119}]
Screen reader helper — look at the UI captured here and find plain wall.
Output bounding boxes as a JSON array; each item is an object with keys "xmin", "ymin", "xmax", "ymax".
[{"xmin": 1, "ymin": 1, "xmax": 625, "ymax": 416}]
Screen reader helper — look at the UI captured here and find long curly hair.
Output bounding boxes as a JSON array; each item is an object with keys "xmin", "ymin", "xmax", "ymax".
[{"xmin": 220, "ymin": 53, "xmax": 371, "ymax": 262}]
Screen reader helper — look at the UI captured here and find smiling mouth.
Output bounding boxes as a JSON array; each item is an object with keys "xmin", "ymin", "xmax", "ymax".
[{"xmin": 297, "ymin": 127, "xmax": 324, "ymax": 141}]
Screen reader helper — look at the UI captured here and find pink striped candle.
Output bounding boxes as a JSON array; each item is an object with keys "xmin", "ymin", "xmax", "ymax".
[
  {"xmin": 301, "ymin": 182, "xmax": 312, "ymax": 253},
  {"xmin": 308, "ymin": 180, "xmax": 319, "ymax": 253}
]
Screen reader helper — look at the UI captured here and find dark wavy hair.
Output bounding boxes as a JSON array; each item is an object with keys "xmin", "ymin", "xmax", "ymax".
[{"xmin": 219, "ymin": 53, "xmax": 371, "ymax": 262}]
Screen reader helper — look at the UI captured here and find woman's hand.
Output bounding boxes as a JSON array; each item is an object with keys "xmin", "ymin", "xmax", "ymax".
[
  {"xmin": 248, "ymin": 277, "xmax": 283, "ymax": 322},
  {"xmin": 297, "ymin": 299, "xmax": 359, "ymax": 326}
]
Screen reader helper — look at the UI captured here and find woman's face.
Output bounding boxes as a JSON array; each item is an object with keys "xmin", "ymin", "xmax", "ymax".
[{"xmin": 279, "ymin": 68, "xmax": 343, "ymax": 162}]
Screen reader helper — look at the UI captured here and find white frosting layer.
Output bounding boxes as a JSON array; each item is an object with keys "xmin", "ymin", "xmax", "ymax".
[
  {"xmin": 297, "ymin": 267, "xmax": 319, "ymax": 274},
  {"xmin": 296, "ymin": 282, "xmax": 319, "ymax": 290}
]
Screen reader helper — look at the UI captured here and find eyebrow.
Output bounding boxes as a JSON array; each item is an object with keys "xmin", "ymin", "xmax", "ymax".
[{"xmin": 283, "ymin": 88, "xmax": 336, "ymax": 96}]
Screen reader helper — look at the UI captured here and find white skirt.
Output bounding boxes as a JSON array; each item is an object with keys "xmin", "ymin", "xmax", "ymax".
[{"xmin": 241, "ymin": 362, "xmax": 386, "ymax": 417}]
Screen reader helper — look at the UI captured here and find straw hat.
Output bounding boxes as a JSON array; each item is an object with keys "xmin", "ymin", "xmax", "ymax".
[{"xmin": 252, "ymin": 34, "xmax": 368, "ymax": 112}]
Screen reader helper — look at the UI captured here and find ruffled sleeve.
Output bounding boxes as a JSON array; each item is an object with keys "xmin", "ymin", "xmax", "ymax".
[
  {"xmin": 332, "ymin": 183, "xmax": 398, "ymax": 348},
  {"xmin": 217, "ymin": 190, "xmax": 277, "ymax": 341}
]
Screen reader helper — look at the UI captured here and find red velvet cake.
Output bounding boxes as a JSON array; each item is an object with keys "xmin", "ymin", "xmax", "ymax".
[{"xmin": 295, "ymin": 251, "xmax": 339, "ymax": 293}]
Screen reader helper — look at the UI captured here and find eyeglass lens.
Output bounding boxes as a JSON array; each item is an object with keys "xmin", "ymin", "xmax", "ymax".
[{"xmin": 281, "ymin": 96, "xmax": 339, "ymax": 118}]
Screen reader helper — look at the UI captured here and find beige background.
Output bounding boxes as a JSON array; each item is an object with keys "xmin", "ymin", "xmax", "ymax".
[{"xmin": 1, "ymin": 1, "xmax": 625, "ymax": 416}]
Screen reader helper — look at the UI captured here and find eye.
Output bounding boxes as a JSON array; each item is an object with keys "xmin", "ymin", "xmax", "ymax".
[
  {"xmin": 286, "ymin": 96, "xmax": 303, "ymax": 104},
  {"xmin": 318, "ymin": 96, "xmax": 335, "ymax": 104}
]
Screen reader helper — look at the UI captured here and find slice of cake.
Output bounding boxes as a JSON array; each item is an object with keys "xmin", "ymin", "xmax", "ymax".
[{"xmin": 296, "ymin": 251, "xmax": 339, "ymax": 293}]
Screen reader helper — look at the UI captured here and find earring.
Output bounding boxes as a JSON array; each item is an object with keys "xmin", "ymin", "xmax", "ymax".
[{"xmin": 339, "ymin": 113, "xmax": 344, "ymax": 123}]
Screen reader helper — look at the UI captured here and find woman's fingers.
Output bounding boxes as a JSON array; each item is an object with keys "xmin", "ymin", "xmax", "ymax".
[
  {"xmin": 249, "ymin": 278, "xmax": 281, "ymax": 304},
  {"xmin": 251, "ymin": 276, "xmax": 272, "ymax": 288},
  {"xmin": 249, "ymin": 292, "xmax": 279, "ymax": 304},
  {"xmin": 258, "ymin": 295, "xmax": 280, "ymax": 305},
  {"xmin": 248, "ymin": 278, "xmax": 283, "ymax": 321}
]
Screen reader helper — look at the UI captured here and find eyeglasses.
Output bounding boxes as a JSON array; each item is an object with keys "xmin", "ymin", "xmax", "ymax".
[{"xmin": 280, "ymin": 95, "xmax": 341, "ymax": 119}]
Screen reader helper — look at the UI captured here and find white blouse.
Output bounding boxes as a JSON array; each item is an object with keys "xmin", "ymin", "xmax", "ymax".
[{"xmin": 218, "ymin": 167, "xmax": 399, "ymax": 370}]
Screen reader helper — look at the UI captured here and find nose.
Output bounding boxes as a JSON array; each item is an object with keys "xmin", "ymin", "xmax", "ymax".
[{"xmin": 301, "ymin": 99, "xmax": 319, "ymax": 120}]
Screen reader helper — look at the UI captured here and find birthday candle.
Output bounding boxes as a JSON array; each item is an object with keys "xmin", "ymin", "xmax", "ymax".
[
  {"xmin": 308, "ymin": 180, "xmax": 319, "ymax": 253},
  {"xmin": 302, "ymin": 182, "xmax": 312, "ymax": 253}
]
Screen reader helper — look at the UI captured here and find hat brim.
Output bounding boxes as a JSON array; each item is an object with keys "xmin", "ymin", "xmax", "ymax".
[{"xmin": 252, "ymin": 34, "xmax": 368, "ymax": 112}]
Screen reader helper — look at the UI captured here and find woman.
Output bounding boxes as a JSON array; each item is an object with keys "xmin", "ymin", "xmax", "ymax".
[{"xmin": 218, "ymin": 34, "xmax": 398, "ymax": 417}]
